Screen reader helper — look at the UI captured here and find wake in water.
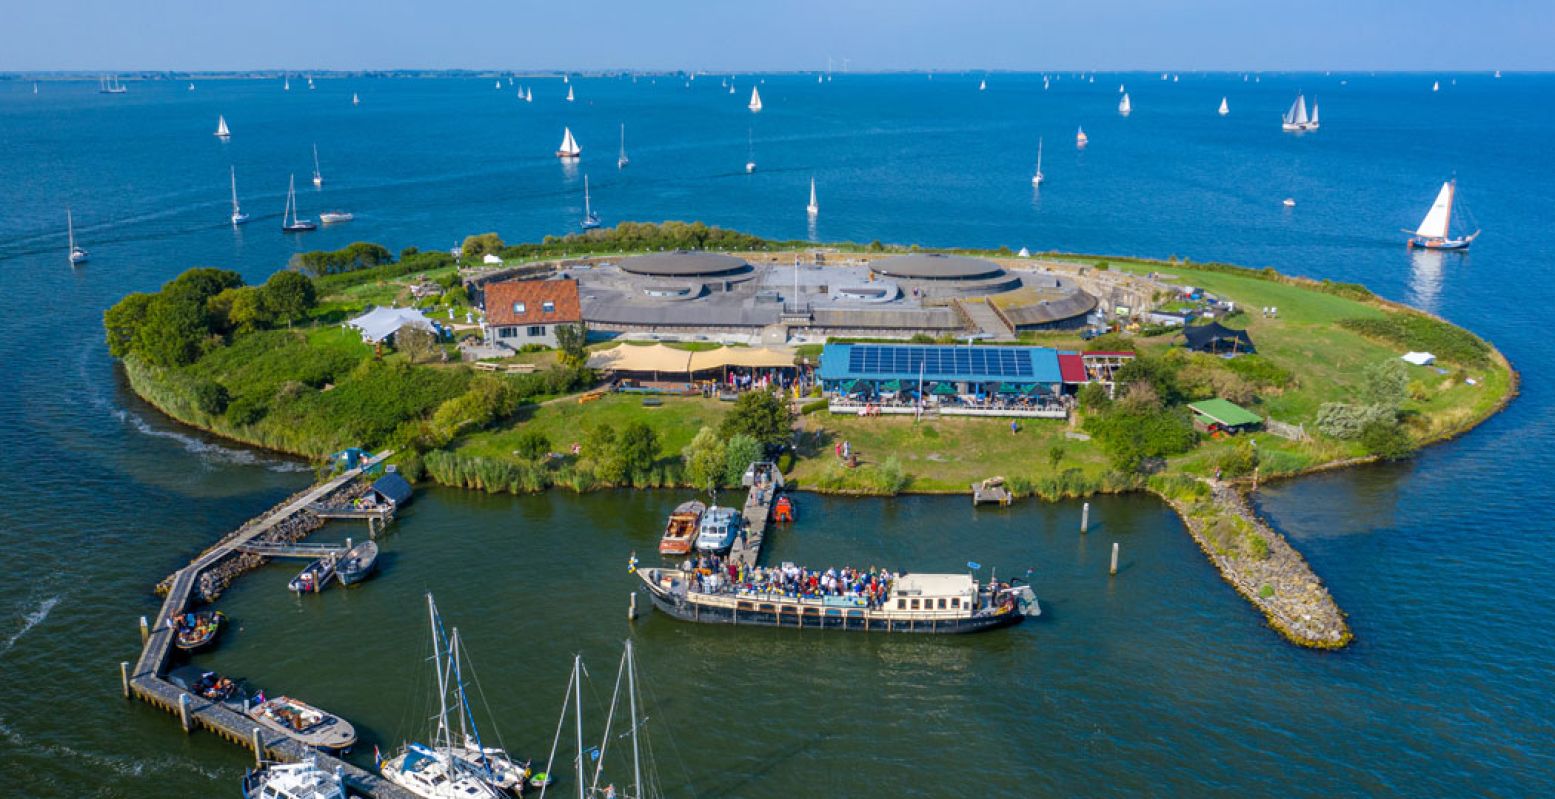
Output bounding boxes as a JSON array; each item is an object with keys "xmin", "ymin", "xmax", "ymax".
[
  {"xmin": 0, "ymin": 710, "xmax": 227, "ymax": 782},
  {"xmin": 0, "ymin": 596, "xmax": 60, "ymax": 657},
  {"xmin": 113, "ymin": 408, "xmax": 310, "ymax": 473}
]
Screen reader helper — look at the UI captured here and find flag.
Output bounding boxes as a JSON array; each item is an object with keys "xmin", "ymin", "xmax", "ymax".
[
  {"xmin": 967, "ymin": 561, "xmax": 981, "ymax": 570},
  {"xmin": 374, "ymin": 745, "xmax": 382, "ymax": 769},
  {"xmin": 627, "ymin": 554, "xmax": 639, "ymax": 574},
  {"xmin": 587, "ymin": 746, "xmax": 601, "ymax": 761},
  {"xmin": 254, "ymin": 689, "xmax": 266, "ymax": 704}
]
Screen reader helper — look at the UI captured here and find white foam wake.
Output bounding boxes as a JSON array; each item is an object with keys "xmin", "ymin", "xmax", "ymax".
[
  {"xmin": 1, "ymin": 595, "xmax": 60, "ymax": 656},
  {"xmin": 114, "ymin": 408, "xmax": 309, "ymax": 473}
]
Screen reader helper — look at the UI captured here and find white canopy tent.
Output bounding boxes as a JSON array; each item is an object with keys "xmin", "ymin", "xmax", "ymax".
[{"xmin": 346, "ymin": 306, "xmax": 437, "ymax": 344}]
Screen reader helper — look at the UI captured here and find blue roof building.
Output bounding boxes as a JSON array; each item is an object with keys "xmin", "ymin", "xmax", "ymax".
[{"xmin": 818, "ymin": 343, "xmax": 1063, "ymax": 396}]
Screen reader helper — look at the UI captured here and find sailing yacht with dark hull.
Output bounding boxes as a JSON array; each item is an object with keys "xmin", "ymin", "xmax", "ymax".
[{"xmin": 1406, "ymin": 180, "xmax": 1480, "ymax": 251}]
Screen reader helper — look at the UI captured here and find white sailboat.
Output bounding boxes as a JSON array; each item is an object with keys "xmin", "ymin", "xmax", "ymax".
[
  {"xmin": 748, "ymin": 86, "xmax": 762, "ymax": 112},
  {"xmin": 1118, "ymin": 92, "xmax": 1131, "ymax": 116},
  {"xmin": 1043, "ymin": 76, "xmax": 1050, "ymax": 90},
  {"xmin": 1031, "ymin": 137, "xmax": 1045, "ymax": 186},
  {"xmin": 566, "ymin": 85, "xmax": 575, "ymax": 102},
  {"xmin": 617, "ymin": 124, "xmax": 629, "ymax": 169},
  {"xmin": 525, "ymin": 88, "xmax": 533, "ymax": 102},
  {"xmin": 1281, "ymin": 93, "xmax": 1319, "ymax": 132},
  {"xmin": 67, "ymin": 209, "xmax": 88, "ymax": 265},
  {"xmin": 979, "ymin": 78, "xmax": 987, "ymax": 91},
  {"xmin": 1406, "ymin": 180, "xmax": 1479, "ymax": 250},
  {"xmin": 806, "ymin": 177, "xmax": 818, "ymax": 216},
  {"xmin": 729, "ymin": 84, "xmax": 735, "ymax": 95},
  {"xmin": 746, "ymin": 128, "xmax": 757, "ymax": 173},
  {"xmin": 556, "ymin": 127, "xmax": 581, "ymax": 158},
  {"xmin": 99, "ymin": 75, "xmax": 127, "ymax": 94},
  {"xmin": 307, "ymin": 76, "xmax": 315, "ymax": 90},
  {"xmin": 1075, "ymin": 125, "xmax": 1088, "ymax": 148},
  {"xmin": 581, "ymin": 175, "xmax": 602, "ymax": 230},
  {"xmin": 1494, "ymin": 69, "xmax": 1502, "ymax": 78},
  {"xmin": 1218, "ymin": 97, "xmax": 1229, "ymax": 116},
  {"xmin": 311, "ymin": 144, "xmax": 324, "ymax": 188},
  {"xmin": 379, "ymin": 596, "xmax": 504, "ymax": 799},
  {"xmin": 230, "ymin": 166, "xmax": 249, "ymax": 225},
  {"xmin": 281, "ymin": 175, "xmax": 316, "ymax": 232},
  {"xmin": 495, "ymin": 80, "xmax": 503, "ymax": 89},
  {"xmin": 352, "ymin": 92, "xmax": 360, "ymax": 106},
  {"xmin": 33, "ymin": 82, "xmax": 38, "ymax": 95},
  {"xmin": 215, "ymin": 115, "xmax": 231, "ymax": 138},
  {"xmin": 188, "ymin": 82, "xmax": 195, "ymax": 91},
  {"xmin": 1119, "ymin": 83, "xmax": 1125, "ymax": 93},
  {"xmin": 283, "ymin": 75, "xmax": 290, "ymax": 91},
  {"xmin": 1432, "ymin": 80, "xmax": 1440, "ymax": 92}
]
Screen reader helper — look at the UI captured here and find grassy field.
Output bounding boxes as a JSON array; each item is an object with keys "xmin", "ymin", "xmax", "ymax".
[{"xmin": 455, "ymin": 393, "xmax": 732, "ymax": 463}]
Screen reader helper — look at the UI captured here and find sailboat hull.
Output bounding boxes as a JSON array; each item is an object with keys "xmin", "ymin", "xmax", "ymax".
[
  {"xmin": 1281, "ymin": 122, "xmax": 1319, "ymax": 132},
  {"xmin": 1409, "ymin": 236, "xmax": 1475, "ymax": 251}
]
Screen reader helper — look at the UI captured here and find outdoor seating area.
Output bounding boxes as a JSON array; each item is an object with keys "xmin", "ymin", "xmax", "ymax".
[{"xmin": 818, "ymin": 343, "xmax": 1071, "ymax": 418}]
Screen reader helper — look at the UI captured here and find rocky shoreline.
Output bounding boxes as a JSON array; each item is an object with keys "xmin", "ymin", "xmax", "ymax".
[{"xmin": 1160, "ymin": 483, "xmax": 1352, "ymax": 649}]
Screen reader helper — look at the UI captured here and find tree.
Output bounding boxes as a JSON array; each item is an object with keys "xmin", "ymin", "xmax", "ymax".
[
  {"xmin": 1361, "ymin": 418, "xmax": 1413, "ymax": 460},
  {"xmin": 1114, "ymin": 355, "xmax": 1182, "ymax": 405},
  {"xmin": 555, "ymin": 323, "xmax": 589, "ymax": 369},
  {"xmin": 719, "ymin": 390, "xmax": 792, "ymax": 448},
  {"xmin": 164, "ymin": 268, "xmax": 243, "ymax": 304},
  {"xmin": 584, "ymin": 424, "xmax": 626, "ymax": 484},
  {"xmin": 514, "ymin": 429, "xmax": 552, "ymax": 461},
  {"xmin": 263, "ymin": 270, "xmax": 317, "ymax": 326},
  {"xmin": 681, "ymin": 426, "xmax": 726, "ymax": 492},
  {"xmin": 103, "ymin": 292, "xmax": 153, "ymax": 358},
  {"xmin": 134, "ymin": 293, "xmax": 212, "ymax": 367},
  {"xmin": 722, "ymin": 434, "xmax": 764, "ymax": 487},
  {"xmin": 1315, "ymin": 402, "xmax": 1396, "ymax": 440},
  {"xmin": 1077, "ymin": 382, "xmax": 1111, "ymax": 411},
  {"xmin": 461, "ymin": 233, "xmax": 505, "ymax": 258},
  {"xmin": 1361, "ymin": 358, "xmax": 1409, "ymax": 409},
  {"xmin": 395, "ymin": 324, "xmax": 439, "ymax": 364},
  {"xmin": 618, "ymin": 421, "xmax": 660, "ymax": 481},
  {"xmin": 1047, "ymin": 442, "xmax": 1066, "ymax": 471}
]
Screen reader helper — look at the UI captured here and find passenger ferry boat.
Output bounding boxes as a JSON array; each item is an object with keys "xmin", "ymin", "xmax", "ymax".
[
  {"xmin": 638, "ymin": 567, "xmax": 1039, "ymax": 634},
  {"xmin": 659, "ymin": 500, "xmax": 706, "ymax": 555},
  {"xmin": 694, "ymin": 506, "xmax": 743, "ymax": 553}
]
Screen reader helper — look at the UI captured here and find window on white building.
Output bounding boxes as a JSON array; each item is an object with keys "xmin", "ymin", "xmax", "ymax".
[{"xmin": 527, "ymin": 325, "xmax": 546, "ymax": 337}]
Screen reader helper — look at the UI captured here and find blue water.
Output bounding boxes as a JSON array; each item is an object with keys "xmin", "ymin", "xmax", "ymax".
[{"xmin": 1, "ymin": 73, "xmax": 1553, "ymax": 796}]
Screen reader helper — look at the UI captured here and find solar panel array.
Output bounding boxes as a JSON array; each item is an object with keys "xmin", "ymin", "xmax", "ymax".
[{"xmin": 845, "ymin": 345, "xmax": 1034, "ymax": 378}]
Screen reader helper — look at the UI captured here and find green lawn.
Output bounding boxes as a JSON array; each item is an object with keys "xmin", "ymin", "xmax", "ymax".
[{"xmin": 456, "ymin": 394, "xmax": 732, "ymax": 462}]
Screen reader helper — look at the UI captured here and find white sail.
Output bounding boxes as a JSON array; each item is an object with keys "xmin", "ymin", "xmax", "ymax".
[
  {"xmin": 230, "ymin": 168, "xmax": 240, "ymax": 213},
  {"xmin": 1310, "ymin": 101, "xmax": 1319, "ymax": 124},
  {"xmin": 618, "ymin": 124, "xmax": 629, "ymax": 168},
  {"xmin": 978, "ymin": 79, "xmax": 986, "ymax": 91},
  {"xmin": 1414, "ymin": 182, "xmax": 1455, "ymax": 239},
  {"xmin": 558, "ymin": 127, "xmax": 580, "ymax": 157},
  {"xmin": 1432, "ymin": 80, "xmax": 1440, "ymax": 92},
  {"xmin": 526, "ymin": 88, "xmax": 533, "ymax": 102},
  {"xmin": 311, "ymin": 144, "xmax": 323, "ymax": 187},
  {"xmin": 749, "ymin": 86, "xmax": 762, "ymax": 112},
  {"xmin": 1290, "ymin": 95, "xmax": 1309, "ymax": 125},
  {"xmin": 566, "ymin": 85, "xmax": 575, "ymax": 102},
  {"xmin": 1032, "ymin": 137, "xmax": 1044, "ymax": 186},
  {"xmin": 1218, "ymin": 97, "xmax": 1229, "ymax": 116},
  {"xmin": 1076, "ymin": 125, "xmax": 1088, "ymax": 147},
  {"xmin": 215, "ymin": 115, "xmax": 230, "ymax": 137},
  {"xmin": 283, "ymin": 76, "xmax": 290, "ymax": 91},
  {"xmin": 1118, "ymin": 93, "xmax": 1131, "ymax": 115},
  {"xmin": 352, "ymin": 92, "xmax": 360, "ymax": 105},
  {"xmin": 1119, "ymin": 83, "xmax": 1125, "ymax": 93},
  {"xmin": 806, "ymin": 177, "xmax": 818, "ymax": 215}
]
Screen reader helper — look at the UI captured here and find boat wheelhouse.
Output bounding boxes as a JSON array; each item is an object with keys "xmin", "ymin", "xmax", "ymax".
[
  {"xmin": 241, "ymin": 759, "xmax": 347, "ymax": 799},
  {"xmin": 659, "ymin": 500, "xmax": 706, "ymax": 556},
  {"xmin": 637, "ymin": 567, "xmax": 1039, "ymax": 634},
  {"xmin": 694, "ymin": 506, "xmax": 743, "ymax": 553}
]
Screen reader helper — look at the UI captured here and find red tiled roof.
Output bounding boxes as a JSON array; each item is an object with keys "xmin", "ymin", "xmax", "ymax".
[
  {"xmin": 1058, "ymin": 353, "xmax": 1087, "ymax": 383},
  {"xmin": 485, "ymin": 279, "xmax": 581, "ymax": 326}
]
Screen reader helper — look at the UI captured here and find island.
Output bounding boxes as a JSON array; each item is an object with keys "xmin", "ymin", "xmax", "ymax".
[{"xmin": 104, "ymin": 222, "xmax": 1517, "ymax": 649}]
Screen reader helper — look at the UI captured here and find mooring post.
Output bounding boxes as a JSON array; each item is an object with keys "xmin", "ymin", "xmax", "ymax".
[
  {"xmin": 1252, "ymin": 466, "xmax": 1260, "ymax": 492},
  {"xmin": 178, "ymin": 693, "xmax": 191, "ymax": 733},
  {"xmin": 1110, "ymin": 542, "xmax": 1120, "ymax": 575},
  {"xmin": 628, "ymin": 592, "xmax": 637, "ymax": 621},
  {"xmin": 252, "ymin": 727, "xmax": 264, "ymax": 767},
  {"xmin": 139, "ymin": 615, "xmax": 150, "ymax": 644},
  {"xmin": 345, "ymin": 537, "xmax": 353, "ymax": 553},
  {"xmin": 1081, "ymin": 502, "xmax": 1090, "ymax": 534},
  {"xmin": 120, "ymin": 661, "xmax": 130, "ymax": 699}
]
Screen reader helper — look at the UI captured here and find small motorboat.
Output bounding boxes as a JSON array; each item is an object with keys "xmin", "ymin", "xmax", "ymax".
[
  {"xmin": 318, "ymin": 211, "xmax": 353, "ymax": 225},
  {"xmin": 659, "ymin": 500, "xmax": 706, "ymax": 556},
  {"xmin": 773, "ymin": 495, "xmax": 795, "ymax": 523},
  {"xmin": 241, "ymin": 759, "xmax": 347, "ymax": 799},
  {"xmin": 694, "ymin": 506, "xmax": 744, "ymax": 553},
  {"xmin": 174, "ymin": 610, "xmax": 225, "ymax": 651},
  {"xmin": 334, "ymin": 540, "xmax": 379, "ymax": 586},
  {"xmin": 167, "ymin": 665, "xmax": 239, "ymax": 701},
  {"xmin": 288, "ymin": 557, "xmax": 335, "ymax": 594},
  {"xmin": 247, "ymin": 696, "xmax": 358, "ymax": 752},
  {"xmin": 1282, "ymin": 198, "xmax": 1296, "ymax": 208}
]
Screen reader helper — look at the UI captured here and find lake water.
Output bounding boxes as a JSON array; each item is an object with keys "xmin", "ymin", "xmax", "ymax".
[{"xmin": 0, "ymin": 72, "xmax": 1552, "ymax": 796}]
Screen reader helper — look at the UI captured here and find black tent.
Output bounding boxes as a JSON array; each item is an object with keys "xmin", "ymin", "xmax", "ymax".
[{"xmin": 1182, "ymin": 321, "xmax": 1255, "ymax": 354}]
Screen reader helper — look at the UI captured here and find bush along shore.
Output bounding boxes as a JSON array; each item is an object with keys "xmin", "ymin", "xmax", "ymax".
[{"xmin": 108, "ymin": 227, "xmax": 1519, "ymax": 650}]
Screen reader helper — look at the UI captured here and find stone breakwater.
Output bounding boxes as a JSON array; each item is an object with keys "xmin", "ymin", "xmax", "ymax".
[
  {"xmin": 1162, "ymin": 483, "xmax": 1352, "ymax": 650},
  {"xmin": 155, "ymin": 480, "xmax": 371, "ymax": 603}
]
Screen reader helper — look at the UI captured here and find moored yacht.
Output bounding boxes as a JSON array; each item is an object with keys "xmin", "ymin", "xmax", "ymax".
[
  {"xmin": 247, "ymin": 696, "xmax": 358, "ymax": 752},
  {"xmin": 241, "ymin": 759, "xmax": 347, "ymax": 799},
  {"xmin": 694, "ymin": 505, "xmax": 743, "ymax": 553},
  {"xmin": 659, "ymin": 500, "xmax": 706, "ymax": 556},
  {"xmin": 282, "ymin": 175, "xmax": 317, "ymax": 232}
]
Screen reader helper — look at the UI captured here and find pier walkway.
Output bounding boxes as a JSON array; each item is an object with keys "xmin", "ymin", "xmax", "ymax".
[
  {"xmin": 728, "ymin": 462, "xmax": 784, "ymax": 570},
  {"xmin": 234, "ymin": 541, "xmax": 350, "ymax": 559},
  {"xmin": 127, "ymin": 450, "xmax": 416, "ymax": 799}
]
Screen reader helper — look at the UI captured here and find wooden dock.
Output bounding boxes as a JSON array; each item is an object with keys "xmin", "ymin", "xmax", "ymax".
[
  {"xmin": 126, "ymin": 450, "xmax": 417, "ymax": 799},
  {"xmin": 972, "ymin": 478, "xmax": 1013, "ymax": 507},
  {"xmin": 728, "ymin": 462, "xmax": 784, "ymax": 570}
]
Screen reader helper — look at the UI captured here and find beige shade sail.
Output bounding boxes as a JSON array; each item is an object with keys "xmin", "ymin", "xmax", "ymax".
[
  {"xmin": 687, "ymin": 346, "xmax": 798, "ymax": 372},
  {"xmin": 586, "ymin": 343, "xmax": 693, "ymax": 373}
]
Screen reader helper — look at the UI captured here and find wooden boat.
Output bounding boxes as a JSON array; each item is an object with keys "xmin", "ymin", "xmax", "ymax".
[
  {"xmin": 248, "ymin": 696, "xmax": 358, "ymax": 752},
  {"xmin": 288, "ymin": 557, "xmax": 335, "ymax": 594},
  {"xmin": 556, "ymin": 126, "xmax": 581, "ymax": 158},
  {"xmin": 1406, "ymin": 179, "xmax": 1480, "ymax": 250},
  {"xmin": 658, "ymin": 500, "xmax": 706, "ymax": 556},
  {"xmin": 335, "ymin": 540, "xmax": 379, "ymax": 585},
  {"xmin": 638, "ymin": 567, "xmax": 1039, "ymax": 634},
  {"xmin": 174, "ymin": 610, "xmax": 225, "ymax": 651}
]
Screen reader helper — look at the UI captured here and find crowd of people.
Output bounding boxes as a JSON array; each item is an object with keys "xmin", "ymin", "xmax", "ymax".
[{"xmin": 681, "ymin": 555, "xmax": 900, "ymax": 609}]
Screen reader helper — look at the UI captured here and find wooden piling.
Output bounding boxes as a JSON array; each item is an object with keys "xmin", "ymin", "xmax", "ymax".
[
  {"xmin": 1110, "ymin": 542, "xmax": 1119, "ymax": 575},
  {"xmin": 628, "ymin": 592, "xmax": 637, "ymax": 621},
  {"xmin": 120, "ymin": 661, "xmax": 130, "ymax": 699},
  {"xmin": 1081, "ymin": 502, "xmax": 1090, "ymax": 534},
  {"xmin": 139, "ymin": 615, "xmax": 150, "ymax": 644},
  {"xmin": 179, "ymin": 693, "xmax": 191, "ymax": 733},
  {"xmin": 252, "ymin": 727, "xmax": 264, "ymax": 768}
]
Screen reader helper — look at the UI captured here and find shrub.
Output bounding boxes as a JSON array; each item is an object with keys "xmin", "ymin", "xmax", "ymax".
[
  {"xmin": 1083, "ymin": 405, "xmax": 1197, "ymax": 473},
  {"xmin": 225, "ymin": 395, "xmax": 267, "ymax": 426},
  {"xmin": 1338, "ymin": 314, "xmax": 1490, "ymax": 367},
  {"xmin": 1258, "ymin": 584, "xmax": 1275, "ymax": 598},
  {"xmin": 722, "ymin": 434, "xmax": 764, "ymax": 487},
  {"xmin": 800, "ymin": 399, "xmax": 828, "ymax": 415},
  {"xmin": 190, "ymin": 379, "xmax": 229, "ymax": 416},
  {"xmin": 513, "ymin": 429, "xmax": 552, "ymax": 461},
  {"xmin": 681, "ymin": 426, "xmax": 726, "ymax": 491},
  {"xmin": 1221, "ymin": 355, "xmax": 1295, "ymax": 389},
  {"xmin": 1360, "ymin": 419, "xmax": 1413, "ymax": 460},
  {"xmin": 1315, "ymin": 402, "xmax": 1396, "ymax": 440},
  {"xmin": 1212, "ymin": 440, "xmax": 1259, "ymax": 477}
]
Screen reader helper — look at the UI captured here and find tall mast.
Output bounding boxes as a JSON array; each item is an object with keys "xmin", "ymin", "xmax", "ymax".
[
  {"xmin": 230, "ymin": 167, "xmax": 240, "ymax": 214},
  {"xmin": 574, "ymin": 654, "xmax": 585, "ymax": 799},
  {"xmin": 427, "ymin": 594, "xmax": 450, "ymax": 755},
  {"xmin": 584, "ymin": 176, "xmax": 592, "ymax": 217},
  {"xmin": 627, "ymin": 640, "xmax": 642, "ymax": 799}
]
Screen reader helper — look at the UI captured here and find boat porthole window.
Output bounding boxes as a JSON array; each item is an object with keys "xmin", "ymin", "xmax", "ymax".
[
  {"xmin": 910, "ymin": 599, "xmax": 920, "ymax": 610},
  {"xmin": 938, "ymin": 598, "xmax": 947, "ymax": 609},
  {"xmin": 897, "ymin": 599, "xmax": 906, "ymax": 610}
]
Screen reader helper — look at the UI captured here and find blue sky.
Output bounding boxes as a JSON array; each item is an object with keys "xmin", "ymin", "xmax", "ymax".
[{"xmin": 4, "ymin": 0, "xmax": 1551, "ymax": 72}]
